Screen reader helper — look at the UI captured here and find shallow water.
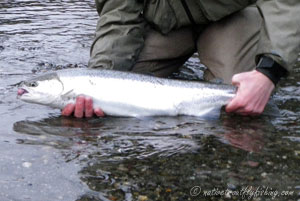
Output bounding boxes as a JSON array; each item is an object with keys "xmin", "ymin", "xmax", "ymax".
[{"xmin": 1, "ymin": 1, "xmax": 300, "ymax": 201}]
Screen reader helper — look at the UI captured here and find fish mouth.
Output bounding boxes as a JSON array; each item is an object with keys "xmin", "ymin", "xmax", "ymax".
[{"xmin": 17, "ymin": 88, "xmax": 29, "ymax": 97}]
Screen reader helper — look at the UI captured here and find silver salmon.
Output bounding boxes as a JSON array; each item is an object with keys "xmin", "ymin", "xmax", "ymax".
[{"xmin": 17, "ymin": 69, "xmax": 236, "ymax": 117}]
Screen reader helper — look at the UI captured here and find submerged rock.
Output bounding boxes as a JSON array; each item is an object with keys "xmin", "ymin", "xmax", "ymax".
[{"xmin": 32, "ymin": 62, "xmax": 87, "ymax": 73}]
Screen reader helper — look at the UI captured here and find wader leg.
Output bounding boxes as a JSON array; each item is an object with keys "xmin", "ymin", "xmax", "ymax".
[
  {"xmin": 197, "ymin": 6, "xmax": 262, "ymax": 84},
  {"xmin": 131, "ymin": 27, "xmax": 196, "ymax": 77}
]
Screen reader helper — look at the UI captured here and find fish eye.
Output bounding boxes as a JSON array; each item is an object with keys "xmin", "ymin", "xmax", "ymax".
[{"xmin": 30, "ymin": 82, "xmax": 38, "ymax": 87}]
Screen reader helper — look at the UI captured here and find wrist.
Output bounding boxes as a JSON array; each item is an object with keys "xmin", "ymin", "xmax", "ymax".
[{"xmin": 253, "ymin": 70, "xmax": 275, "ymax": 90}]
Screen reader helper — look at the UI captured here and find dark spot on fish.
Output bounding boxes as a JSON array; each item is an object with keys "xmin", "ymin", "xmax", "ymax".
[{"xmin": 89, "ymin": 79, "xmax": 95, "ymax": 85}]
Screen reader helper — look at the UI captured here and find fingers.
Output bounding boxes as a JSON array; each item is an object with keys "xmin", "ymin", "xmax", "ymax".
[
  {"xmin": 61, "ymin": 96, "xmax": 105, "ymax": 118},
  {"xmin": 226, "ymin": 95, "xmax": 262, "ymax": 116},
  {"xmin": 85, "ymin": 97, "xmax": 94, "ymax": 118},
  {"xmin": 94, "ymin": 108, "xmax": 105, "ymax": 117},
  {"xmin": 62, "ymin": 104, "xmax": 75, "ymax": 116},
  {"xmin": 226, "ymin": 70, "xmax": 273, "ymax": 116},
  {"xmin": 226, "ymin": 74, "xmax": 243, "ymax": 113},
  {"xmin": 225, "ymin": 96, "xmax": 241, "ymax": 113},
  {"xmin": 74, "ymin": 96, "xmax": 85, "ymax": 118}
]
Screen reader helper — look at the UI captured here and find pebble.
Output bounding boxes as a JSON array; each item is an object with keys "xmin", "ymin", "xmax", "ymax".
[
  {"xmin": 117, "ymin": 164, "xmax": 128, "ymax": 171},
  {"xmin": 138, "ymin": 195, "xmax": 148, "ymax": 201},
  {"xmin": 166, "ymin": 188, "xmax": 172, "ymax": 193},
  {"xmin": 227, "ymin": 183, "xmax": 237, "ymax": 190},
  {"xmin": 261, "ymin": 172, "xmax": 267, "ymax": 178},
  {"xmin": 22, "ymin": 162, "xmax": 32, "ymax": 168},
  {"xmin": 108, "ymin": 196, "xmax": 118, "ymax": 201},
  {"xmin": 247, "ymin": 161, "xmax": 260, "ymax": 167}
]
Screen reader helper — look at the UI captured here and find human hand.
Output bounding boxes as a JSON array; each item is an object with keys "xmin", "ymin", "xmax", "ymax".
[
  {"xmin": 226, "ymin": 70, "xmax": 275, "ymax": 116},
  {"xmin": 61, "ymin": 95, "xmax": 105, "ymax": 118}
]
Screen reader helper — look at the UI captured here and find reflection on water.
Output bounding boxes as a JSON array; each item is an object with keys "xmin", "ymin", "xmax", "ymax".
[
  {"xmin": 1, "ymin": 1, "xmax": 300, "ymax": 201},
  {"xmin": 12, "ymin": 114, "xmax": 300, "ymax": 200},
  {"xmin": 13, "ymin": 116, "xmax": 202, "ymax": 158}
]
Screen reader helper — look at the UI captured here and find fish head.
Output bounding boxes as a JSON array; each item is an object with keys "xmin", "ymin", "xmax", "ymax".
[{"xmin": 17, "ymin": 72, "xmax": 64, "ymax": 106}]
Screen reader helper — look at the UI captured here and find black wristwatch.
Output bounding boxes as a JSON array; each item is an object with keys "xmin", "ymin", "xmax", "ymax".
[{"xmin": 256, "ymin": 56, "xmax": 288, "ymax": 85}]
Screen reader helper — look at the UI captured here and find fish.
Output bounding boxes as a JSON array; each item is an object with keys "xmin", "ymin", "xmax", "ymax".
[{"xmin": 17, "ymin": 68, "xmax": 236, "ymax": 117}]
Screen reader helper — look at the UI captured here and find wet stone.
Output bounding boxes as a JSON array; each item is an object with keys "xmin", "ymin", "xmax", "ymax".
[
  {"xmin": 138, "ymin": 195, "xmax": 148, "ymax": 201},
  {"xmin": 227, "ymin": 183, "xmax": 237, "ymax": 190},
  {"xmin": 261, "ymin": 172, "xmax": 267, "ymax": 178},
  {"xmin": 245, "ymin": 161, "xmax": 260, "ymax": 167}
]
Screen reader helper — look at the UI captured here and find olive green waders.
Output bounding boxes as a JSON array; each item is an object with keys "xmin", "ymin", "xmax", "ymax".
[{"xmin": 132, "ymin": 6, "xmax": 262, "ymax": 84}]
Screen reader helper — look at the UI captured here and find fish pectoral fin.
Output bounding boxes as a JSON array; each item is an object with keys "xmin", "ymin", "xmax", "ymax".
[{"xmin": 61, "ymin": 89, "xmax": 74, "ymax": 99}]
